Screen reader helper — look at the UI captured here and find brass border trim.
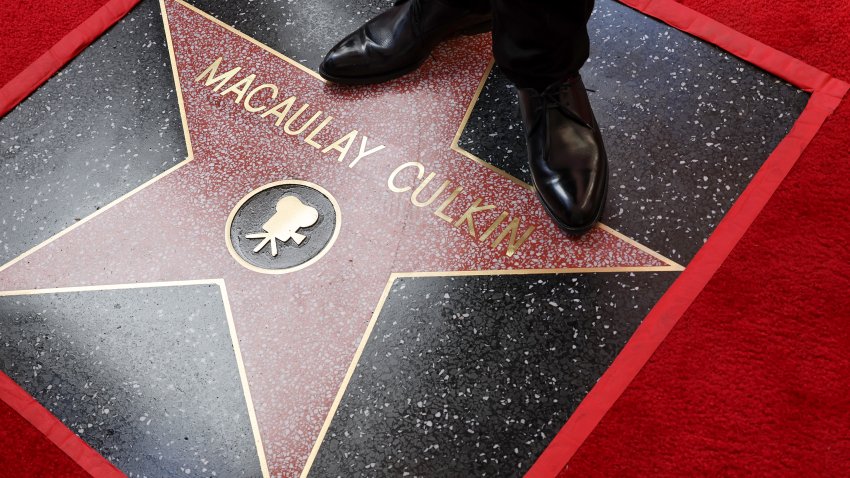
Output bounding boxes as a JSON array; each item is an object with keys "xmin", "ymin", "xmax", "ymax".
[
  {"xmin": 597, "ymin": 224, "xmax": 683, "ymax": 269},
  {"xmin": 0, "ymin": 278, "xmax": 271, "ymax": 478},
  {"xmin": 0, "ymin": 0, "xmax": 682, "ymax": 276},
  {"xmin": 162, "ymin": 0, "xmax": 196, "ymax": 162},
  {"xmin": 219, "ymin": 279, "xmax": 272, "ymax": 478},
  {"xmin": 449, "ymin": 61, "xmax": 684, "ymax": 271},
  {"xmin": 0, "ymin": 0, "xmax": 197, "ymax": 277},
  {"xmin": 0, "ymin": 157, "xmax": 193, "ymax": 276},
  {"xmin": 0, "ymin": 2, "xmax": 688, "ymax": 474},
  {"xmin": 224, "ymin": 180, "xmax": 343, "ymax": 275},
  {"xmin": 449, "ymin": 59, "xmax": 535, "ymax": 192},
  {"xmin": 389, "ymin": 266, "xmax": 680, "ymax": 276},
  {"xmin": 172, "ymin": 0, "xmax": 326, "ymax": 83},
  {"xmin": 298, "ymin": 265, "xmax": 680, "ymax": 476},
  {"xmin": 298, "ymin": 275, "xmax": 396, "ymax": 478}
]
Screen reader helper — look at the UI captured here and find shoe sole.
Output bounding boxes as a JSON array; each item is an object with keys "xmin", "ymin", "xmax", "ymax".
[{"xmin": 318, "ymin": 20, "xmax": 492, "ymax": 85}]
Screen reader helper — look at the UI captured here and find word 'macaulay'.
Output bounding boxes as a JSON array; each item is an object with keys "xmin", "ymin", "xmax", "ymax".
[{"xmin": 196, "ymin": 57, "xmax": 536, "ymax": 257}]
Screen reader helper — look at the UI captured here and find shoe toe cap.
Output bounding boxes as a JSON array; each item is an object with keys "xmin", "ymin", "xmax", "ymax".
[
  {"xmin": 537, "ymin": 179, "xmax": 604, "ymax": 233},
  {"xmin": 321, "ymin": 41, "xmax": 364, "ymax": 77},
  {"xmin": 320, "ymin": 29, "xmax": 392, "ymax": 80}
]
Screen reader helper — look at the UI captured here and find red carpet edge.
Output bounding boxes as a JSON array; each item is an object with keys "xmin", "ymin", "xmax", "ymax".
[
  {"xmin": 0, "ymin": 0, "xmax": 845, "ymax": 476},
  {"xmin": 0, "ymin": 0, "xmax": 140, "ymax": 118},
  {"xmin": 526, "ymin": 0, "xmax": 848, "ymax": 476},
  {"xmin": 0, "ymin": 371, "xmax": 124, "ymax": 477}
]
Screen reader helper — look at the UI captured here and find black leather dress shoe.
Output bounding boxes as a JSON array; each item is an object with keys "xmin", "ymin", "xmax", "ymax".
[
  {"xmin": 319, "ymin": 0, "xmax": 491, "ymax": 84},
  {"xmin": 518, "ymin": 76, "xmax": 608, "ymax": 234}
]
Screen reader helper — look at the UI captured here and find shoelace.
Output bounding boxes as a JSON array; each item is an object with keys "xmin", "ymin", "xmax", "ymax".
[{"xmin": 541, "ymin": 82, "xmax": 592, "ymax": 129}]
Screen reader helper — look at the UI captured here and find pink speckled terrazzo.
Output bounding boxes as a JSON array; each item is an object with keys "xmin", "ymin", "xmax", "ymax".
[{"xmin": 0, "ymin": 0, "xmax": 672, "ymax": 474}]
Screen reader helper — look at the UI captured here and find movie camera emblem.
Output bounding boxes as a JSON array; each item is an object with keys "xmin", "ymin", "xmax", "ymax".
[{"xmin": 226, "ymin": 180, "xmax": 341, "ymax": 273}]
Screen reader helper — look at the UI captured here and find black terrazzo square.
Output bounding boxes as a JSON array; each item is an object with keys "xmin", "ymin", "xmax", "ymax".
[
  {"xmin": 0, "ymin": 283, "xmax": 263, "ymax": 477},
  {"xmin": 308, "ymin": 273, "xmax": 677, "ymax": 477}
]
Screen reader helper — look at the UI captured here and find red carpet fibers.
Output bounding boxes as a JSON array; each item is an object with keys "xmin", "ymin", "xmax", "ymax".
[
  {"xmin": 0, "ymin": 1, "xmax": 108, "ymax": 87},
  {"xmin": 0, "ymin": 400, "xmax": 90, "ymax": 478},
  {"xmin": 0, "ymin": 0, "xmax": 138, "ymax": 117},
  {"xmin": 561, "ymin": 0, "xmax": 850, "ymax": 475},
  {"xmin": 1, "ymin": 0, "xmax": 848, "ymax": 476}
]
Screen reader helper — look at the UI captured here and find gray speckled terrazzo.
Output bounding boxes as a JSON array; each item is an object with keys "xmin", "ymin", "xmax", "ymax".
[
  {"xmin": 186, "ymin": 0, "xmax": 808, "ymax": 265},
  {"xmin": 0, "ymin": 0, "xmax": 186, "ymax": 266},
  {"xmin": 0, "ymin": 284, "xmax": 263, "ymax": 477},
  {"xmin": 308, "ymin": 273, "xmax": 677, "ymax": 477},
  {"xmin": 0, "ymin": 0, "xmax": 810, "ymax": 474},
  {"xmin": 186, "ymin": 0, "xmax": 392, "ymax": 70},
  {"xmin": 458, "ymin": 0, "xmax": 809, "ymax": 265},
  {"xmin": 0, "ymin": 0, "xmax": 807, "ymax": 268}
]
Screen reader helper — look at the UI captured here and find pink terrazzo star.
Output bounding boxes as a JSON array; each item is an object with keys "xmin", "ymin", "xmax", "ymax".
[{"xmin": 0, "ymin": 0, "xmax": 679, "ymax": 474}]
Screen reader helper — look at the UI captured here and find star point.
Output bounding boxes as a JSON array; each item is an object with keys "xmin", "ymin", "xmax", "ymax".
[{"xmin": 0, "ymin": 0, "xmax": 679, "ymax": 473}]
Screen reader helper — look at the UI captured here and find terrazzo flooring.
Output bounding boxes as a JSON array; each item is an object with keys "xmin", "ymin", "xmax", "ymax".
[{"xmin": 0, "ymin": 0, "xmax": 807, "ymax": 476}]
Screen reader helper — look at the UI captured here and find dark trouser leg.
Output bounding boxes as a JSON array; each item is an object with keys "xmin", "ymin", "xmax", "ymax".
[
  {"xmin": 491, "ymin": 0, "xmax": 595, "ymax": 91},
  {"xmin": 435, "ymin": 0, "xmax": 490, "ymax": 13}
]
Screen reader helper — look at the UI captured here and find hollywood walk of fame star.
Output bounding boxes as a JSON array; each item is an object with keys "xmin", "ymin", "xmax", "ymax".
[{"xmin": 0, "ymin": 0, "xmax": 681, "ymax": 474}]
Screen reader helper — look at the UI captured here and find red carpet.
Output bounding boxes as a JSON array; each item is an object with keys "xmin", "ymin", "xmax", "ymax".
[
  {"xmin": 0, "ymin": 400, "xmax": 90, "ymax": 478},
  {"xmin": 0, "ymin": 372, "xmax": 125, "ymax": 477},
  {"xmin": 561, "ymin": 0, "xmax": 850, "ymax": 475},
  {"xmin": 0, "ymin": 0, "xmax": 107, "ymax": 87},
  {"xmin": 1, "ymin": 0, "xmax": 848, "ymax": 476},
  {"xmin": 0, "ymin": 0, "xmax": 139, "ymax": 117}
]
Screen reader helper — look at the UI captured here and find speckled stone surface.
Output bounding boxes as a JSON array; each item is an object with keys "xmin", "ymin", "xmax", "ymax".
[
  {"xmin": 0, "ymin": 284, "xmax": 263, "ymax": 477},
  {"xmin": 0, "ymin": 1, "xmax": 671, "ymax": 475},
  {"xmin": 0, "ymin": 0, "xmax": 187, "ymax": 265},
  {"xmin": 185, "ymin": 0, "xmax": 391, "ymax": 70},
  {"xmin": 0, "ymin": 0, "xmax": 810, "ymax": 475},
  {"xmin": 184, "ymin": 0, "xmax": 809, "ymax": 265},
  {"xmin": 458, "ymin": 0, "xmax": 809, "ymax": 264},
  {"xmin": 308, "ymin": 273, "xmax": 678, "ymax": 477}
]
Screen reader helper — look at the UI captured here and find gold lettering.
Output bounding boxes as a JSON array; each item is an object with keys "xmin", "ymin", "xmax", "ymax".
[
  {"xmin": 195, "ymin": 57, "xmax": 241, "ymax": 91},
  {"xmin": 220, "ymin": 74, "xmax": 256, "ymax": 103},
  {"xmin": 434, "ymin": 187, "xmax": 463, "ymax": 223},
  {"xmin": 491, "ymin": 218, "xmax": 536, "ymax": 257},
  {"xmin": 283, "ymin": 104, "xmax": 322, "ymax": 136},
  {"xmin": 322, "ymin": 130, "xmax": 358, "ymax": 162},
  {"xmin": 244, "ymin": 83, "xmax": 278, "ymax": 112},
  {"xmin": 388, "ymin": 162, "xmax": 425, "ymax": 193},
  {"xmin": 260, "ymin": 96, "xmax": 296, "ymax": 126},
  {"xmin": 479, "ymin": 211, "xmax": 509, "ymax": 242},
  {"xmin": 453, "ymin": 199, "xmax": 496, "ymax": 237},
  {"xmin": 411, "ymin": 174, "xmax": 450, "ymax": 208},
  {"xmin": 304, "ymin": 116, "xmax": 333, "ymax": 148},
  {"xmin": 348, "ymin": 136, "xmax": 385, "ymax": 168}
]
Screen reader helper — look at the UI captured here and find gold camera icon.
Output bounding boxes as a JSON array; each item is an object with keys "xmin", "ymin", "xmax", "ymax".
[{"xmin": 245, "ymin": 195, "xmax": 319, "ymax": 256}]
